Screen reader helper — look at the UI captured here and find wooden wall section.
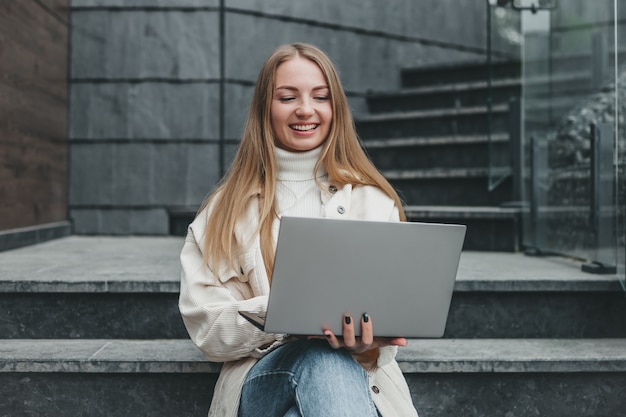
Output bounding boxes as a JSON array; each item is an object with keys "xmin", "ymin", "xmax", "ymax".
[{"xmin": 0, "ymin": 0, "xmax": 69, "ymax": 231}]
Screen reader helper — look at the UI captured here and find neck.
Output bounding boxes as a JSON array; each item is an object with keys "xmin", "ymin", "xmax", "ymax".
[{"xmin": 275, "ymin": 146, "xmax": 327, "ymax": 181}]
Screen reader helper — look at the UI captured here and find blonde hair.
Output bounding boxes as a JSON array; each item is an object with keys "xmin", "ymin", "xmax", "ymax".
[{"xmin": 199, "ymin": 43, "xmax": 405, "ymax": 281}]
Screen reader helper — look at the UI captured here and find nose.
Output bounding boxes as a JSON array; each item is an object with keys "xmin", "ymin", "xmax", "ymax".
[{"xmin": 295, "ymin": 98, "xmax": 314, "ymax": 117}]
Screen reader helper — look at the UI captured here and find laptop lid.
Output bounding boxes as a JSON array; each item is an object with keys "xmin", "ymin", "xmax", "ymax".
[{"xmin": 257, "ymin": 216, "xmax": 466, "ymax": 338}]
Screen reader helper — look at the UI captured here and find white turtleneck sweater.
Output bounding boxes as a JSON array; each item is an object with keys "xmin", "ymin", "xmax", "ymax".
[{"xmin": 275, "ymin": 146, "xmax": 328, "ymax": 218}]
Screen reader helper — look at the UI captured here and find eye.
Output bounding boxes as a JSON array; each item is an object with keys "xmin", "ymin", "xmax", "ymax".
[
  {"xmin": 278, "ymin": 97, "xmax": 295, "ymax": 102},
  {"xmin": 314, "ymin": 95, "xmax": 329, "ymax": 101}
]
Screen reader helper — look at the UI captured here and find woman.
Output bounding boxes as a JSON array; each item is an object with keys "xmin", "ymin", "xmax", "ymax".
[{"xmin": 179, "ymin": 43, "xmax": 419, "ymax": 417}]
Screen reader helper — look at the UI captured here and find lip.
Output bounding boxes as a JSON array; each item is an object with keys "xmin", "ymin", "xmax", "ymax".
[
  {"xmin": 289, "ymin": 123, "xmax": 320, "ymax": 135},
  {"xmin": 289, "ymin": 123, "xmax": 319, "ymax": 129}
]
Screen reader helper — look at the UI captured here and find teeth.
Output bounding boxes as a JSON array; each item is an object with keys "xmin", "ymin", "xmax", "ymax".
[{"xmin": 291, "ymin": 124, "xmax": 317, "ymax": 131}]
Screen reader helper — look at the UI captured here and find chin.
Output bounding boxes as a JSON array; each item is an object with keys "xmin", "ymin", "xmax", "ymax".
[{"xmin": 283, "ymin": 140, "xmax": 324, "ymax": 152}]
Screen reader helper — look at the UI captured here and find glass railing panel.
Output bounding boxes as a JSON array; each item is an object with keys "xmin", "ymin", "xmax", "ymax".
[
  {"xmin": 616, "ymin": 2, "xmax": 625, "ymax": 289},
  {"xmin": 486, "ymin": 1, "xmax": 522, "ymax": 192},
  {"xmin": 520, "ymin": 0, "xmax": 620, "ymax": 275},
  {"xmin": 520, "ymin": 7, "xmax": 552, "ymax": 253}
]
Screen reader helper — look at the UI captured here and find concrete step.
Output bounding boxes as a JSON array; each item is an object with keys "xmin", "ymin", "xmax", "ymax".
[
  {"xmin": 525, "ymin": 94, "xmax": 593, "ymax": 125},
  {"xmin": 403, "ymin": 338, "xmax": 626, "ymax": 417},
  {"xmin": 365, "ymin": 79, "xmax": 521, "ymax": 114},
  {"xmin": 446, "ymin": 250, "xmax": 626, "ymax": 338},
  {"xmin": 0, "ymin": 236, "xmax": 187, "ymax": 339},
  {"xmin": 367, "ymin": 72, "xmax": 590, "ymax": 116},
  {"xmin": 400, "ymin": 60, "xmax": 520, "ymax": 89},
  {"xmin": 0, "ymin": 221, "xmax": 71, "ymax": 252},
  {"xmin": 405, "ymin": 205, "xmax": 521, "ymax": 252},
  {"xmin": 170, "ymin": 198, "xmax": 521, "ymax": 247},
  {"xmin": 1, "ymin": 237, "xmax": 625, "ymax": 340},
  {"xmin": 383, "ymin": 167, "xmax": 513, "ymax": 206},
  {"xmin": 523, "ymin": 71, "xmax": 593, "ymax": 97},
  {"xmin": 1, "ymin": 338, "xmax": 625, "ymax": 417},
  {"xmin": 363, "ymin": 133, "xmax": 510, "ymax": 171},
  {"xmin": 398, "ymin": 51, "xmax": 619, "ymax": 91},
  {"xmin": 355, "ymin": 105, "xmax": 510, "ymax": 140}
]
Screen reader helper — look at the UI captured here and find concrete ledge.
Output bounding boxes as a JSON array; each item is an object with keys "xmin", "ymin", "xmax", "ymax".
[
  {"xmin": 0, "ymin": 236, "xmax": 621, "ymax": 293},
  {"xmin": 367, "ymin": 78, "xmax": 520, "ymax": 97},
  {"xmin": 356, "ymin": 104, "xmax": 509, "ymax": 123},
  {"xmin": 0, "ymin": 236, "xmax": 182, "ymax": 293},
  {"xmin": 363, "ymin": 134, "xmax": 509, "ymax": 148},
  {"xmin": 0, "ymin": 222, "xmax": 71, "ymax": 252},
  {"xmin": 0, "ymin": 339, "xmax": 219, "ymax": 374},
  {"xmin": 399, "ymin": 339, "xmax": 626, "ymax": 373},
  {"xmin": 2, "ymin": 339, "xmax": 626, "ymax": 374},
  {"xmin": 405, "ymin": 205, "xmax": 520, "ymax": 220},
  {"xmin": 454, "ymin": 251, "xmax": 622, "ymax": 292}
]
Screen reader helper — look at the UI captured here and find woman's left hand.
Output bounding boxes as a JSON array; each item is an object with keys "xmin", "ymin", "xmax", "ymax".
[{"xmin": 316, "ymin": 313, "xmax": 407, "ymax": 354}]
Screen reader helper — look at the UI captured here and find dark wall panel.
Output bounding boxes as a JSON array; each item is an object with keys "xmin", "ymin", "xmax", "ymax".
[{"xmin": 0, "ymin": 1, "xmax": 69, "ymax": 231}]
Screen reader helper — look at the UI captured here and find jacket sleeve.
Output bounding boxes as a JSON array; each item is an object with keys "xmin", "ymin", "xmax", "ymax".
[{"xmin": 178, "ymin": 216, "xmax": 286, "ymax": 363}]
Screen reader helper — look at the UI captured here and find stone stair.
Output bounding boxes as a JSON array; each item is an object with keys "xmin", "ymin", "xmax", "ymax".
[
  {"xmin": 3, "ymin": 338, "xmax": 626, "ymax": 416},
  {"xmin": 356, "ymin": 60, "xmax": 523, "ymax": 252},
  {"xmin": 1, "ymin": 236, "xmax": 625, "ymax": 416}
]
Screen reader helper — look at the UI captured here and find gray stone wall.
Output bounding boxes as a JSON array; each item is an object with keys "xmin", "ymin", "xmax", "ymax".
[{"xmin": 69, "ymin": 0, "xmax": 516, "ymax": 235}]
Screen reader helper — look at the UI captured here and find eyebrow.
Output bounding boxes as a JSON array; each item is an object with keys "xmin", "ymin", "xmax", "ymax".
[{"xmin": 275, "ymin": 85, "xmax": 329, "ymax": 92}]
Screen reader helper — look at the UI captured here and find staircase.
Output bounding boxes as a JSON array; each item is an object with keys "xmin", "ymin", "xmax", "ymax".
[
  {"xmin": 356, "ymin": 60, "xmax": 523, "ymax": 252},
  {"xmin": 1, "ymin": 235, "xmax": 625, "ymax": 416},
  {"xmin": 2, "ymin": 61, "xmax": 626, "ymax": 416}
]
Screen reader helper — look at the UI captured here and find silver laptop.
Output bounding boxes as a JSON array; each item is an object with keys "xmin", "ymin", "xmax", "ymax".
[{"xmin": 239, "ymin": 216, "xmax": 466, "ymax": 338}]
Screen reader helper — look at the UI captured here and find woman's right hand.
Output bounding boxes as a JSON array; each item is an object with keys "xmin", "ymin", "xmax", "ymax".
[{"xmin": 317, "ymin": 313, "xmax": 407, "ymax": 354}]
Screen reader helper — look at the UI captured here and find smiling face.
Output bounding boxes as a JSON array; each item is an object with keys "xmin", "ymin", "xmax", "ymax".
[{"xmin": 271, "ymin": 56, "xmax": 332, "ymax": 152}]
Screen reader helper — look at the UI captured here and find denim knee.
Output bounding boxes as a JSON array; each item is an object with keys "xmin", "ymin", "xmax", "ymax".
[
  {"xmin": 290, "ymin": 339, "xmax": 366, "ymax": 380},
  {"xmin": 240, "ymin": 340, "xmax": 378, "ymax": 417},
  {"xmin": 247, "ymin": 339, "xmax": 363, "ymax": 378}
]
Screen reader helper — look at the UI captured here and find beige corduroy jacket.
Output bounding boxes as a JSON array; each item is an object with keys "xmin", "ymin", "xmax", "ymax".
[{"xmin": 179, "ymin": 183, "xmax": 419, "ymax": 417}]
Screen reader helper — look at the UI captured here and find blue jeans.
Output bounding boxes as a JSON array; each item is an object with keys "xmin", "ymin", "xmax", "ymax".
[{"xmin": 238, "ymin": 339, "xmax": 380, "ymax": 417}]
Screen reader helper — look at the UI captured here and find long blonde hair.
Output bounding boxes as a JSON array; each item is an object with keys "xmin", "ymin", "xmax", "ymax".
[{"xmin": 200, "ymin": 43, "xmax": 405, "ymax": 281}]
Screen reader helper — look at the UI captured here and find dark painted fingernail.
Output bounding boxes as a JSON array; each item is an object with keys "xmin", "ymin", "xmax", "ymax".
[
  {"xmin": 362, "ymin": 313, "xmax": 369, "ymax": 323},
  {"xmin": 325, "ymin": 332, "xmax": 332, "ymax": 339},
  {"xmin": 344, "ymin": 315, "xmax": 351, "ymax": 325}
]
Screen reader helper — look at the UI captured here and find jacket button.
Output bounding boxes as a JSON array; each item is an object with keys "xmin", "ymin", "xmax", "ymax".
[
  {"xmin": 337, "ymin": 206, "xmax": 345, "ymax": 214},
  {"xmin": 371, "ymin": 385, "xmax": 380, "ymax": 394},
  {"xmin": 329, "ymin": 185, "xmax": 338, "ymax": 194}
]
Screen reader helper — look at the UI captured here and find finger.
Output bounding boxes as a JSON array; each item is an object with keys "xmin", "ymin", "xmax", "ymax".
[
  {"xmin": 360, "ymin": 313, "xmax": 374, "ymax": 346},
  {"xmin": 391, "ymin": 337, "xmax": 407, "ymax": 346},
  {"xmin": 374, "ymin": 337, "xmax": 408, "ymax": 347},
  {"xmin": 342, "ymin": 314, "xmax": 356, "ymax": 348},
  {"xmin": 323, "ymin": 329, "xmax": 342, "ymax": 349}
]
